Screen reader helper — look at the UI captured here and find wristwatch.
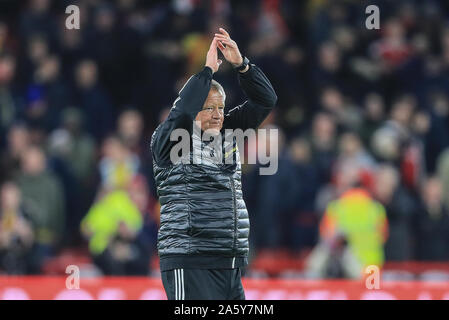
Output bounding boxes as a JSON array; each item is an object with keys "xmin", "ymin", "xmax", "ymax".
[{"xmin": 234, "ymin": 56, "xmax": 250, "ymax": 72}]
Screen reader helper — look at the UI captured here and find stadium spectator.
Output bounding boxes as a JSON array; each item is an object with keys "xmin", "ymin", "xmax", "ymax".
[
  {"xmin": 19, "ymin": 0, "xmax": 57, "ymax": 47},
  {"xmin": 46, "ymin": 107, "xmax": 96, "ymax": 245},
  {"xmin": 33, "ymin": 55, "xmax": 72, "ymax": 125},
  {"xmin": 306, "ymin": 171, "xmax": 388, "ymax": 279},
  {"xmin": 0, "ymin": 54, "xmax": 19, "ymax": 146},
  {"xmin": 117, "ymin": 109, "xmax": 155, "ymax": 192},
  {"xmin": 319, "ymin": 86, "xmax": 363, "ymax": 131},
  {"xmin": 373, "ymin": 164, "xmax": 416, "ymax": 261},
  {"xmin": 50, "ymin": 107, "xmax": 96, "ymax": 187},
  {"xmin": 0, "ymin": 181, "xmax": 36, "ymax": 274},
  {"xmin": 80, "ymin": 176, "xmax": 150, "ymax": 276},
  {"xmin": 437, "ymin": 147, "xmax": 449, "ymax": 210},
  {"xmin": 415, "ymin": 176, "xmax": 449, "ymax": 260},
  {"xmin": 0, "ymin": 123, "xmax": 30, "ymax": 182},
  {"xmin": 307, "ymin": 112, "xmax": 337, "ymax": 185},
  {"xmin": 0, "ymin": 21, "xmax": 14, "ymax": 55},
  {"xmin": 359, "ymin": 93, "xmax": 385, "ymax": 148},
  {"xmin": 332, "ymin": 131, "xmax": 377, "ymax": 191},
  {"xmin": 250, "ymin": 127, "xmax": 287, "ymax": 250},
  {"xmin": 16, "ymin": 144, "xmax": 65, "ymax": 271},
  {"xmin": 285, "ymin": 137, "xmax": 320, "ymax": 251},
  {"xmin": 74, "ymin": 59, "xmax": 115, "ymax": 142},
  {"xmin": 371, "ymin": 95, "xmax": 425, "ymax": 190},
  {"xmin": 98, "ymin": 135, "xmax": 140, "ymax": 192},
  {"xmin": 417, "ymin": 93, "xmax": 449, "ymax": 173}
]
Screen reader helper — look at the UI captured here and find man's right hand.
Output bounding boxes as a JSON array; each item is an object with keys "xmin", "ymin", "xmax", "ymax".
[{"xmin": 205, "ymin": 38, "xmax": 222, "ymax": 74}]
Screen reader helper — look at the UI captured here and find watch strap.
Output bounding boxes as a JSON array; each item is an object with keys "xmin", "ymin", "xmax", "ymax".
[{"xmin": 234, "ymin": 56, "xmax": 250, "ymax": 71}]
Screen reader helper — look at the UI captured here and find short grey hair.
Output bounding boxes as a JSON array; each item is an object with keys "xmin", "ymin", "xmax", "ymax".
[{"xmin": 211, "ymin": 79, "xmax": 226, "ymax": 102}]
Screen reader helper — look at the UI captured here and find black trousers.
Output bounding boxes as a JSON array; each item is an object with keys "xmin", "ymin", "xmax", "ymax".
[{"xmin": 161, "ymin": 268, "xmax": 245, "ymax": 300}]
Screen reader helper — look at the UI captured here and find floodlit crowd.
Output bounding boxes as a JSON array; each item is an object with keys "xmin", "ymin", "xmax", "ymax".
[{"xmin": 1, "ymin": 0, "xmax": 449, "ymax": 277}]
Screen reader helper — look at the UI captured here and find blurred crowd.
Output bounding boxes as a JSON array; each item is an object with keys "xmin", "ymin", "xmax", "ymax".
[{"xmin": 1, "ymin": 0, "xmax": 449, "ymax": 277}]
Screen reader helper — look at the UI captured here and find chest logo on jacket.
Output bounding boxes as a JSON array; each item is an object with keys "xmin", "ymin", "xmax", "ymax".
[{"xmin": 168, "ymin": 121, "xmax": 279, "ymax": 175}]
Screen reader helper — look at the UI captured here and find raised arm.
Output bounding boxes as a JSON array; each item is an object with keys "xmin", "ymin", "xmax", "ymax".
[
  {"xmin": 214, "ymin": 28, "xmax": 277, "ymax": 131},
  {"xmin": 225, "ymin": 64, "xmax": 278, "ymax": 131},
  {"xmin": 151, "ymin": 38, "xmax": 222, "ymax": 166}
]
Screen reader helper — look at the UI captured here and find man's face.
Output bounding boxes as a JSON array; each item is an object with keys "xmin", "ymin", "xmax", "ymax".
[{"xmin": 195, "ymin": 89, "xmax": 225, "ymax": 134}]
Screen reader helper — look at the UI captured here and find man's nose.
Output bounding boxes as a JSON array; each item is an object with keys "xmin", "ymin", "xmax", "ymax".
[{"xmin": 212, "ymin": 108, "xmax": 222, "ymax": 118}]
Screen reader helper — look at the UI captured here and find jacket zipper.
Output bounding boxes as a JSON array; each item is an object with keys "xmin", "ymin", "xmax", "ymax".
[{"xmin": 230, "ymin": 177, "xmax": 237, "ymax": 253}]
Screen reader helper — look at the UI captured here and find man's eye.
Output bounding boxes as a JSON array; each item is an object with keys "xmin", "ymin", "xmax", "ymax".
[{"xmin": 204, "ymin": 107, "xmax": 224, "ymax": 112}]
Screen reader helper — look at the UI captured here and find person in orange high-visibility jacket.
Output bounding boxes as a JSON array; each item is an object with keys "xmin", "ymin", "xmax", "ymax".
[{"xmin": 306, "ymin": 188, "xmax": 388, "ymax": 279}]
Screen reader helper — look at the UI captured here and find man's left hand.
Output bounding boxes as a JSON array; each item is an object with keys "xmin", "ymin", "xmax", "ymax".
[{"xmin": 215, "ymin": 28, "xmax": 244, "ymax": 67}]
